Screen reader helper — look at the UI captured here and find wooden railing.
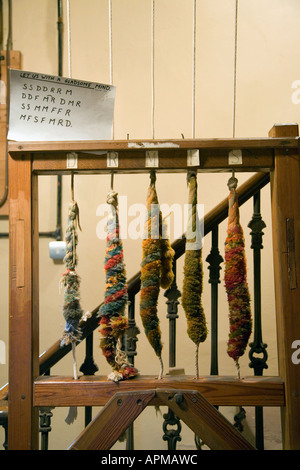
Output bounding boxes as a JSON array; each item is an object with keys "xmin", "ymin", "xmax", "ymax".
[
  {"xmin": 1, "ymin": 171, "xmax": 271, "ymax": 450},
  {"xmin": 5, "ymin": 124, "xmax": 300, "ymax": 450}
]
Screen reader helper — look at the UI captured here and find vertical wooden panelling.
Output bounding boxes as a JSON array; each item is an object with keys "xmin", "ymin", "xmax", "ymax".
[
  {"xmin": 111, "ymin": 0, "xmax": 153, "ymax": 139},
  {"xmin": 67, "ymin": 0, "xmax": 110, "ymax": 83},
  {"xmin": 269, "ymin": 123, "xmax": 300, "ymax": 450},
  {"xmin": 154, "ymin": 0, "xmax": 194, "ymax": 139},
  {"xmin": 8, "ymin": 153, "xmax": 39, "ymax": 450}
]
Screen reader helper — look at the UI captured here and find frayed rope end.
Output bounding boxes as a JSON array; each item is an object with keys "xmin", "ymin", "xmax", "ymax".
[{"xmin": 65, "ymin": 406, "xmax": 78, "ymax": 425}]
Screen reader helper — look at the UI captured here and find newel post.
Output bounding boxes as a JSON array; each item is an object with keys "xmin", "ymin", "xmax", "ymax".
[
  {"xmin": 8, "ymin": 152, "xmax": 39, "ymax": 450},
  {"xmin": 269, "ymin": 123, "xmax": 300, "ymax": 449}
]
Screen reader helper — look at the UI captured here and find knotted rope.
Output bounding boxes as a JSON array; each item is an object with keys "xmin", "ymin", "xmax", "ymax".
[
  {"xmin": 60, "ymin": 199, "xmax": 83, "ymax": 350},
  {"xmin": 60, "ymin": 177, "xmax": 84, "ymax": 424}
]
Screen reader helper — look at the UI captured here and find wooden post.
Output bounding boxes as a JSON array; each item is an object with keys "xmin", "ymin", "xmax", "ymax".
[
  {"xmin": 0, "ymin": 50, "xmax": 21, "ymax": 216},
  {"xmin": 8, "ymin": 153, "xmax": 39, "ymax": 450},
  {"xmin": 269, "ymin": 123, "xmax": 300, "ymax": 449}
]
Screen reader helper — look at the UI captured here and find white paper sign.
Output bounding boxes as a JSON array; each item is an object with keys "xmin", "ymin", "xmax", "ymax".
[{"xmin": 8, "ymin": 69, "xmax": 116, "ymax": 141}]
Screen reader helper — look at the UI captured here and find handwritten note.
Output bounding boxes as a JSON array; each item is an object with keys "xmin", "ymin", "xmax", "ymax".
[{"xmin": 8, "ymin": 69, "xmax": 116, "ymax": 141}]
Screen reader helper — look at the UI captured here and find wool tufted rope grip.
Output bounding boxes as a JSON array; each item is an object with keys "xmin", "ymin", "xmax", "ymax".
[
  {"xmin": 181, "ymin": 172, "xmax": 207, "ymax": 379},
  {"xmin": 224, "ymin": 173, "xmax": 252, "ymax": 378},
  {"xmin": 139, "ymin": 172, "xmax": 175, "ymax": 379},
  {"xmin": 98, "ymin": 186, "xmax": 138, "ymax": 382}
]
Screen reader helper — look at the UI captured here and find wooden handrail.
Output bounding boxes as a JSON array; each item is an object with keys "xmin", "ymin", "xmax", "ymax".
[
  {"xmin": 34, "ymin": 375, "xmax": 284, "ymax": 408},
  {"xmin": 0, "ymin": 171, "xmax": 270, "ymax": 399}
]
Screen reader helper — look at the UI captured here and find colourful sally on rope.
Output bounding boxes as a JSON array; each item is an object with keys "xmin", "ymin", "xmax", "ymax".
[
  {"xmin": 224, "ymin": 173, "xmax": 252, "ymax": 377},
  {"xmin": 98, "ymin": 188, "xmax": 138, "ymax": 382},
  {"xmin": 140, "ymin": 171, "xmax": 175, "ymax": 379},
  {"xmin": 181, "ymin": 172, "xmax": 207, "ymax": 379}
]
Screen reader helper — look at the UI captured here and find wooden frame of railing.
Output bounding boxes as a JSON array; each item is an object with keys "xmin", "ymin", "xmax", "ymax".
[
  {"xmin": 0, "ymin": 170, "xmax": 270, "ymax": 450},
  {"xmin": 6, "ymin": 123, "xmax": 300, "ymax": 450}
]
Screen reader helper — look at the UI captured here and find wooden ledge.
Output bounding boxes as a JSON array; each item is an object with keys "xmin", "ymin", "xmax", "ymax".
[
  {"xmin": 34, "ymin": 375, "xmax": 285, "ymax": 407},
  {"xmin": 7, "ymin": 136, "xmax": 299, "ymax": 174},
  {"xmin": 8, "ymin": 136, "xmax": 300, "ymax": 153}
]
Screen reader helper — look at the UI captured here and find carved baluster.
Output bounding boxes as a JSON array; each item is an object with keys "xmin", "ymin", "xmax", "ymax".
[
  {"xmin": 39, "ymin": 407, "xmax": 53, "ymax": 450},
  {"xmin": 125, "ymin": 293, "xmax": 140, "ymax": 450},
  {"xmin": 125, "ymin": 294, "xmax": 140, "ymax": 367},
  {"xmin": 162, "ymin": 408, "xmax": 182, "ymax": 450},
  {"xmin": 248, "ymin": 191, "xmax": 268, "ymax": 450},
  {"xmin": 196, "ymin": 226, "xmax": 224, "ymax": 449},
  {"xmin": 206, "ymin": 226, "xmax": 223, "ymax": 376},
  {"xmin": 164, "ymin": 261, "xmax": 181, "ymax": 369},
  {"xmin": 248, "ymin": 192, "xmax": 268, "ymax": 374},
  {"xmin": 79, "ymin": 332, "xmax": 99, "ymax": 426},
  {"xmin": 80, "ymin": 333, "xmax": 99, "ymax": 376},
  {"xmin": 0, "ymin": 410, "xmax": 8, "ymax": 450},
  {"xmin": 161, "ymin": 261, "xmax": 182, "ymax": 450}
]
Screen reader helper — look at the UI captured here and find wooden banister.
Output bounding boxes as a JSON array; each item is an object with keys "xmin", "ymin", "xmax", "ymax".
[
  {"xmin": 0, "ymin": 170, "xmax": 270, "ymax": 403},
  {"xmin": 34, "ymin": 375, "xmax": 284, "ymax": 408},
  {"xmin": 269, "ymin": 123, "xmax": 300, "ymax": 449}
]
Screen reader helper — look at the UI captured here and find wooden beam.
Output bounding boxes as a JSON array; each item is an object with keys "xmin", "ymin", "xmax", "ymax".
[
  {"xmin": 0, "ymin": 50, "xmax": 21, "ymax": 215},
  {"xmin": 69, "ymin": 390, "xmax": 156, "ymax": 450},
  {"xmin": 269, "ymin": 123, "xmax": 300, "ymax": 450},
  {"xmin": 8, "ymin": 153, "xmax": 39, "ymax": 450},
  {"xmin": 7, "ymin": 136, "xmax": 298, "ymax": 175},
  {"xmin": 29, "ymin": 148, "xmax": 274, "ymax": 173},
  {"xmin": 8, "ymin": 136, "xmax": 299, "ymax": 154},
  {"xmin": 34, "ymin": 375, "xmax": 285, "ymax": 408},
  {"xmin": 156, "ymin": 389, "xmax": 256, "ymax": 450}
]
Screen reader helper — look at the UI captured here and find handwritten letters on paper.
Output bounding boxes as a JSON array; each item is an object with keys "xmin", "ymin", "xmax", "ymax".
[{"xmin": 8, "ymin": 69, "xmax": 115, "ymax": 141}]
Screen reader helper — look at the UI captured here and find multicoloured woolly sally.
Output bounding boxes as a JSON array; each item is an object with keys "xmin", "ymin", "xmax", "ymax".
[
  {"xmin": 139, "ymin": 171, "xmax": 175, "ymax": 379},
  {"xmin": 224, "ymin": 174, "xmax": 252, "ymax": 377},
  {"xmin": 60, "ymin": 187, "xmax": 84, "ymax": 424},
  {"xmin": 181, "ymin": 172, "xmax": 207, "ymax": 379},
  {"xmin": 98, "ymin": 189, "xmax": 138, "ymax": 382}
]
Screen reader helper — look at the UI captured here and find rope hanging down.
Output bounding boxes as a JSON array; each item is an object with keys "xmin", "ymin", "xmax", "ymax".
[
  {"xmin": 140, "ymin": 171, "xmax": 175, "ymax": 379},
  {"xmin": 151, "ymin": 0, "xmax": 155, "ymax": 139},
  {"xmin": 224, "ymin": 173, "xmax": 252, "ymax": 378},
  {"xmin": 60, "ymin": 174, "xmax": 83, "ymax": 424},
  {"xmin": 66, "ymin": 0, "xmax": 72, "ymax": 79},
  {"xmin": 232, "ymin": 0, "xmax": 239, "ymax": 138},
  {"xmin": 98, "ymin": 178, "xmax": 138, "ymax": 382},
  {"xmin": 181, "ymin": 172, "xmax": 207, "ymax": 379}
]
